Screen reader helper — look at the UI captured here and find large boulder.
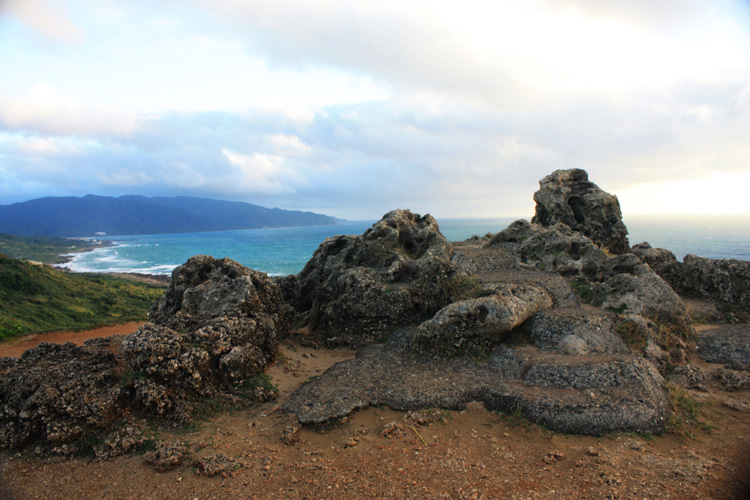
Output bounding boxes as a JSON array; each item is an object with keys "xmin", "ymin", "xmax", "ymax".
[
  {"xmin": 280, "ymin": 209, "xmax": 460, "ymax": 347},
  {"xmin": 531, "ymin": 169, "xmax": 629, "ymax": 255},
  {"xmin": 413, "ymin": 283, "xmax": 553, "ymax": 356},
  {"xmin": 121, "ymin": 255, "xmax": 292, "ymax": 419}
]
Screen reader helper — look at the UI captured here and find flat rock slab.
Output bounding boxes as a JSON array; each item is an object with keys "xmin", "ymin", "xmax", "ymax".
[
  {"xmin": 284, "ymin": 331, "xmax": 670, "ymax": 435},
  {"xmin": 698, "ymin": 325, "xmax": 750, "ymax": 370}
]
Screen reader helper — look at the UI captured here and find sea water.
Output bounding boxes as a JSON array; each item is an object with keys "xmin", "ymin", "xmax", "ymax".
[{"xmin": 60, "ymin": 215, "xmax": 750, "ymax": 277}]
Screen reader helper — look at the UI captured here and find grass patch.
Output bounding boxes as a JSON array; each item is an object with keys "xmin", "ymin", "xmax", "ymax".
[
  {"xmin": 119, "ymin": 370, "xmax": 146, "ymax": 388},
  {"xmin": 666, "ymin": 384, "xmax": 715, "ymax": 438},
  {"xmin": 445, "ymin": 273, "xmax": 484, "ymax": 301},
  {"xmin": 0, "ymin": 251, "xmax": 166, "ymax": 338},
  {"xmin": 615, "ymin": 319, "xmax": 649, "ymax": 351},
  {"xmin": 569, "ymin": 278, "xmax": 607, "ymax": 307},
  {"xmin": 0, "ymin": 315, "xmax": 27, "ymax": 341}
]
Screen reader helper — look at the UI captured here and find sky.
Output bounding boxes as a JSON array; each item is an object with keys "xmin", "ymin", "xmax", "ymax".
[{"xmin": 1, "ymin": 0, "xmax": 749, "ymax": 220}]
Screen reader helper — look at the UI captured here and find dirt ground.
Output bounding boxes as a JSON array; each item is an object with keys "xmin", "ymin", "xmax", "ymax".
[
  {"xmin": 0, "ymin": 322, "xmax": 145, "ymax": 358},
  {"xmin": 1, "ymin": 334, "xmax": 749, "ymax": 500}
]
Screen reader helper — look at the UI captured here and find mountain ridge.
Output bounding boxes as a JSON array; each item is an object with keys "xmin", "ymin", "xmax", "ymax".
[{"xmin": 0, "ymin": 195, "xmax": 338, "ymax": 237}]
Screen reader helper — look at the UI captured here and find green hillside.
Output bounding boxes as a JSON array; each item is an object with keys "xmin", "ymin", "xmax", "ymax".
[
  {"xmin": 0, "ymin": 252, "xmax": 166, "ymax": 340},
  {"xmin": 0, "ymin": 233, "xmax": 108, "ymax": 264}
]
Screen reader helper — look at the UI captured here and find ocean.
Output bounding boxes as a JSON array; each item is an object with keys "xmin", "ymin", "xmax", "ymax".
[{"xmin": 59, "ymin": 215, "xmax": 750, "ymax": 277}]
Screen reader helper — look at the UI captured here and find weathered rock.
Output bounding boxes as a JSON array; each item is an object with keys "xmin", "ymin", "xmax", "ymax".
[
  {"xmin": 525, "ymin": 308, "xmax": 629, "ymax": 355},
  {"xmin": 118, "ymin": 257, "xmax": 292, "ymax": 421},
  {"xmin": 144, "ymin": 441, "xmax": 188, "ymax": 472},
  {"xmin": 698, "ymin": 326, "xmax": 750, "ymax": 370},
  {"xmin": 1, "ymin": 256, "xmax": 291, "ymax": 455},
  {"xmin": 280, "ymin": 209, "xmax": 459, "ymax": 347},
  {"xmin": 0, "ymin": 339, "xmax": 125, "ymax": 454},
  {"xmin": 638, "ymin": 250, "xmax": 750, "ymax": 317},
  {"xmin": 413, "ymin": 283, "xmax": 553, "ymax": 356},
  {"xmin": 668, "ymin": 365, "xmax": 707, "ymax": 392},
  {"xmin": 630, "ymin": 242, "xmax": 677, "ymax": 270},
  {"xmin": 531, "ymin": 168, "xmax": 629, "ymax": 254},
  {"xmin": 284, "ymin": 335, "xmax": 670, "ymax": 435},
  {"xmin": 714, "ymin": 368, "xmax": 750, "ymax": 392},
  {"xmin": 485, "ymin": 220, "xmax": 691, "ymax": 333},
  {"xmin": 192, "ymin": 453, "xmax": 237, "ymax": 477}
]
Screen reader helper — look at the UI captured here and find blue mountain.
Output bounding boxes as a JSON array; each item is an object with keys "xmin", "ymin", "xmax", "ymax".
[{"xmin": 0, "ymin": 195, "xmax": 337, "ymax": 237}]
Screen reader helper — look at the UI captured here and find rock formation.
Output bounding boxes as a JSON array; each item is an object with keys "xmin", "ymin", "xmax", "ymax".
[
  {"xmin": 0, "ymin": 255, "xmax": 291, "ymax": 456},
  {"xmin": 531, "ymin": 169, "xmax": 630, "ymax": 254},
  {"xmin": 483, "ymin": 220, "xmax": 690, "ymax": 333},
  {"xmin": 632, "ymin": 242, "xmax": 750, "ymax": 319},
  {"xmin": 280, "ymin": 209, "xmax": 460, "ymax": 347},
  {"xmin": 283, "ymin": 169, "xmax": 688, "ymax": 435}
]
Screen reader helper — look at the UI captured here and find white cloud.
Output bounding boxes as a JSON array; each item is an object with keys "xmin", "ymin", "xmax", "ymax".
[
  {"xmin": 0, "ymin": 0, "xmax": 84, "ymax": 42},
  {"xmin": 0, "ymin": 84, "xmax": 137, "ymax": 137},
  {"xmin": 222, "ymin": 149, "xmax": 297, "ymax": 194}
]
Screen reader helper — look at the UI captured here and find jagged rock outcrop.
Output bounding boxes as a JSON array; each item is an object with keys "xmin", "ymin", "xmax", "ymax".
[
  {"xmin": 280, "ymin": 209, "xmax": 460, "ymax": 347},
  {"xmin": 123, "ymin": 255, "xmax": 292, "ymax": 420},
  {"xmin": 633, "ymin": 242, "xmax": 750, "ymax": 317},
  {"xmin": 531, "ymin": 169, "xmax": 630, "ymax": 254},
  {"xmin": 484, "ymin": 219, "xmax": 690, "ymax": 332},
  {"xmin": 284, "ymin": 170, "xmax": 685, "ymax": 435},
  {"xmin": 0, "ymin": 338, "xmax": 127, "ymax": 457},
  {"xmin": 0, "ymin": 256, "xmax": 292, "ymax": 456}
]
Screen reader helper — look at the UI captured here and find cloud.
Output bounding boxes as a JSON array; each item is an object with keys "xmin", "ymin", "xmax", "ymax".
[
  {"xmin": 0, "ymin": 84, "xmax": 137, "ymax": 137},
  {"xmin": 0, "ymin": 0, "xmax": 84, "ymax": 42}
]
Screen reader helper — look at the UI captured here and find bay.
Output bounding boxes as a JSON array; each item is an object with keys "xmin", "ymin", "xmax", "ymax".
[{"xmin": 60, "ymin": 215, "xmax": 750, "ymax": 277}]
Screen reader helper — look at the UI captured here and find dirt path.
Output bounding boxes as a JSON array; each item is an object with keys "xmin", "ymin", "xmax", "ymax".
[
  {"xmin": 2, "ymin": 342, "xmax": 749, "ymax": 500},
  {"xmin": 0, "ymin": 322, "xmax": 145, "ymax": 358}
]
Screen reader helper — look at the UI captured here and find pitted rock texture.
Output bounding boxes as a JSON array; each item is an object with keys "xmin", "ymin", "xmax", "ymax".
[
  {"xmin": 280, "ymin": 209, "xmax": 460, "ymax": 347},
  {"xmin": 698, "ymin": 326, "xmax": 750, "ymax": 370},
  {"xmin": 531, "ymin": 168, "xmax": 629, "ymax": 255},
  {"xmin": 525, "ymin": 308, "xmax": 629, "ymax": 355},
  {"xmin": 413, "ymin": 283, "xmax": 553, "ymax": 356},
  {"xmin": 120, "ymin": 256, "xmax": 292, "ymax": 421},
  {"xmin": 0, "ymin": 339, "xmax": 125, "ymax": 456},
  {"xmin": 284, "ymin": 332, "xmax": 670, "ymax": 435},
  {"xmin": 483, "ymin": 219, "xmax": 690, "ymax": 331},
  {"xmin": 1, "ymin": 256, "xmax": 292, "ymax": 456},
  {"xmin": 150, "ymin": 254, "xmax": 291, "ymax": 336},
  {"xmin": 633, "ymin": 244, "xmax": 750, "ymax": 317}
]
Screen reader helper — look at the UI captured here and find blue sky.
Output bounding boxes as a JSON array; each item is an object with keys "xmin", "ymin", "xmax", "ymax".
[{"xmin": 1, "ymin": 0, "xmax": 749, "ymax": 219}]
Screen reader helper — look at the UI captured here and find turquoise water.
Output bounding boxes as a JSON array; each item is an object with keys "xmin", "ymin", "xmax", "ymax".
[{"xmin": 60, "ymin": 215, "xmax": 749, "ymax": 277}]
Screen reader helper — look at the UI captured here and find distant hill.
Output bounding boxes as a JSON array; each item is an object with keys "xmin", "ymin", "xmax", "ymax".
[{"xmin": 0, "ymin": 195, "xmax": 338, "ymax": 237}]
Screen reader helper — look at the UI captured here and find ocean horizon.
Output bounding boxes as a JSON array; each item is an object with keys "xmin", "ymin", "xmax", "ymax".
[{"xmin": 58, "ymin": 214, "xmax": 750, "ymax": 277}]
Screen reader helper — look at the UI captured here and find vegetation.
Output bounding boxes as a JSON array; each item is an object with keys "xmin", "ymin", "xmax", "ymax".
[
  {"xmin": 0, "ymin": 233, "xmax": 109, "ymax": 264},
  {"xmin": 0, "ymin": 251, "xmax": 165, "ymax": 339},
  {"xmin": 569, "ymin": 278, "xmax": 608, "ymax": 307},
  {"xmin": 666, "ymin": 384, "xmax": 715, "ymax": 438}
]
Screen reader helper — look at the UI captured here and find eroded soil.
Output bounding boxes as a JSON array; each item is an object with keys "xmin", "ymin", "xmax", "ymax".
[{"xmin": 1, "ymin": 339, "xmax": 749, "ymax": 500}]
